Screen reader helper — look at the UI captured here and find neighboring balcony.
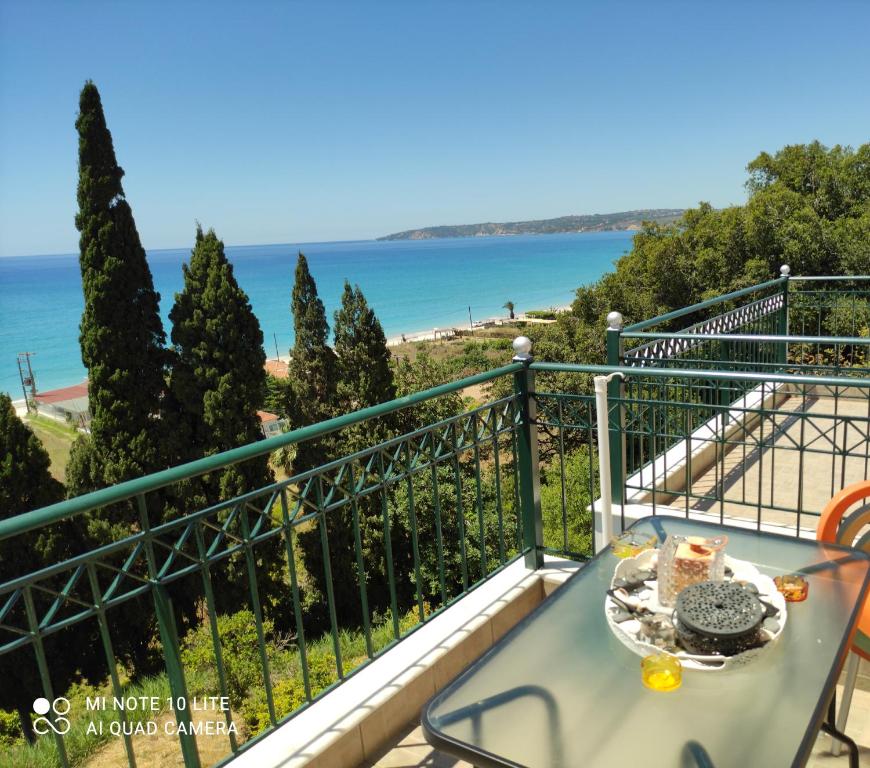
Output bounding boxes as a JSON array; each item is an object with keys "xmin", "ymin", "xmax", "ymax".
[{"xmin": 0, "ymin": 270, "xmax": 868, "ymax": 768}]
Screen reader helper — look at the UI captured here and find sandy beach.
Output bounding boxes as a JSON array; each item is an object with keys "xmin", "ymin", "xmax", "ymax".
[{"xmin": 385, "ymin": 304, "xmax": 570, "ymax": 346}]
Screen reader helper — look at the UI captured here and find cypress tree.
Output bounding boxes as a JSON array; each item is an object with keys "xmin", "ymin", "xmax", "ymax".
[
  {"xmin": 288, "ymin": 254, "xmax": 353, "ymax": 626},
  {"xmin": 333, "ymin": 281, "xmax": 396, "ymax": 414},
  {"xmin": 67, "ymin": 81, "xmax": 172, "ymax": 669},
  {"xmin": 286, "ymin": 252, "xmax": 338, "ymax": 472},
  {"xmin": 169, "ymin": 226, "xmax": 272, "ymax": 494},
  {"xmin": 331, "ymin": 283, "xmax": 408, "ymax": 620},
  {"xmin": 169, "ymin": 227, "xmax": 281, "ymax": 613},
  {"xmin": 68, "ymin": 81, "xmax": 171, "ymax": 495},
  {"xmin": 0, "ymin": 396, "xmax": 66, "ymax": 576}
]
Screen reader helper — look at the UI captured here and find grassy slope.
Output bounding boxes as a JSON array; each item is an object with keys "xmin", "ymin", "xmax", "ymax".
[{"xmin": 24, "ymin": 414, "xmax": 77, "ymax": 482}]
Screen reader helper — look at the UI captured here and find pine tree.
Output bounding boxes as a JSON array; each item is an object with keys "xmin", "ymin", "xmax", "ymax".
[
  {"xmin": 68, "ymin": 81, "xmax": 171, "ymax": 496},
  {"xmin": 169, "ymin": 227, "xmax": 281, "ymax": 613}
]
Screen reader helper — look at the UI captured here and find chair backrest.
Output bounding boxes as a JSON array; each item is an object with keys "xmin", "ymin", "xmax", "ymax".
[{"xmin": 817, "ymin": 480, "xmax": 870, "ymax": 660}]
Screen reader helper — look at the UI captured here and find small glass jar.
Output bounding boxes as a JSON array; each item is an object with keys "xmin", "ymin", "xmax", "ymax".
[
  {"xmin": 774, "ymin": 574, "xmax": 809, "ymax": 602},
  {"xmin": 641, "ymin": 653, "xmax": 682, "ymax": 691},
  {"xmin": 658, "ymin": 534, "xmax": 728, "ymax": 606}
]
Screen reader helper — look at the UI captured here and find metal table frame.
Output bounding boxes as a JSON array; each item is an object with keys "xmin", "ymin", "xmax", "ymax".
[{"xmin": 422, "ymin": 516, "xmax": 870, "ymax": 768}]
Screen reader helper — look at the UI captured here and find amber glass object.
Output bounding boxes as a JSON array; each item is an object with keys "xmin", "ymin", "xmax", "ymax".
[{"xmin": 774, "ymin": 574, "xmax": 809, "ymax": 602}]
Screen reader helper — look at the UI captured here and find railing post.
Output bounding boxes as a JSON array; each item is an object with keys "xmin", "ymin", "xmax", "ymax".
[
  {"xmin": 512, "ymin": 337, "xmax": 543, "ymax": 569},
  {"xmin": 778, "ymin": 264, "xmax": 790, "ymax": 366},
  {"xmin": 605, "ymin": 313, "xmax": 626, "ymax": 514},
  {"xmin": 137, "ymin": 495, "xmax": 201, "ymax": 768},
  {"xmin": 152, "ymin": 585, "xmax": 201, "ymax": 767}
]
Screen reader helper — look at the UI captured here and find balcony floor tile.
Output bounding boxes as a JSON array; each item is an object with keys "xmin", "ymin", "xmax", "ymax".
[{"xmin": 362, "ymin": 722, "xmax": 471, "ymax": 767}]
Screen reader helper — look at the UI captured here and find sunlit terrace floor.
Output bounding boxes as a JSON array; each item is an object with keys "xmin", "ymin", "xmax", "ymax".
[{"xmin": 661, "ymin": 386, "xmax": 870, "ymax": 533}]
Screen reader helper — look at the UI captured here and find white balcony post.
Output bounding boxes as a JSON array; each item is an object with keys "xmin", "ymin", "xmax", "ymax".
[{"xmin": 593, "ymin": 370, "xmax": 624, "ymax": 553}]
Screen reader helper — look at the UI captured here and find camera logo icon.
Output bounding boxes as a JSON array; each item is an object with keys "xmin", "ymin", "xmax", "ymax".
[{"xmin": 32, "ymin": 697, "xmax": 71, "ymax": 735}]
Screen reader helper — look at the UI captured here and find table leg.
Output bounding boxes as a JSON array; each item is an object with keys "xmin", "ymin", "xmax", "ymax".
[
  {"xmin": 820, "ymin": 693, "xmax": 859, "ymax": 768},
  {"xmin": 830, "ymin": 652, "xmax": 860, "ymax": 757}
]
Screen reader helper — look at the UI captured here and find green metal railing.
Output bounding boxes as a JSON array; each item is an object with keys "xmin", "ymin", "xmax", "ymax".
[
  {"xmin": 790, "ymin": 276, "xmax": 870, "ymax": 337},
  {"xmin": 618, "ymin": 274, "xmax": 789, "ymax": 372},
  {"xmin": 0, "ymin": 364, "xmax": 533, "ymax": 768},
  {"xmin": 617, "ymin": 273, "xmax": 870, "ymax": 377},
  {"xmin": 599, "ymin": 268, "xmax": 870, "ymax": 518},
  {"xmin": 2, "ymin": 270, "xmax": 869, "ymax": 768}
]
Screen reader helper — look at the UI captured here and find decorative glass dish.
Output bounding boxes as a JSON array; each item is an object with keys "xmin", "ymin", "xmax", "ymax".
[{"xmin": 657, "ymin": 534, "xmax": 728, "ymax": 607}]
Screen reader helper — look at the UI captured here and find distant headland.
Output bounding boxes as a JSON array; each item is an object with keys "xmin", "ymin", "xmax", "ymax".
[{"xmin": 377, "ymin": 208, "xmax": 685, "ymax": 241}]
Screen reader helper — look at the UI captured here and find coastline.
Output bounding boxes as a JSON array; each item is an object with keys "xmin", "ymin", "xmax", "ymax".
[
  {"xmin": 13, "ymin": 303, "xmax": 572, "ymax": 406},
  {"xmin": 384, "ymin": 304, "xmax": 570, "ymax": 346}
]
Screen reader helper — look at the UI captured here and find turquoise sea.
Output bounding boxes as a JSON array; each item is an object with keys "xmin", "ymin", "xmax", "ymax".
[{"xmin": 0, "ymin": 231, "xmax": 634, "ymax": 396}]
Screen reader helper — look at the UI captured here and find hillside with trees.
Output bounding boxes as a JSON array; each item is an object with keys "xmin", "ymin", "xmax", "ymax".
[
  {"xmin": 521, "ymin": 141, "xmax": 870, "ymax": 371},
  {"xmin": 378, "ymin": 208, "xmax": 685, "ymax": 240}
]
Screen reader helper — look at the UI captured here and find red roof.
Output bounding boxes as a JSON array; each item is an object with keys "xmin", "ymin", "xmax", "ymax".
[
  {"xmin": 265, "ymin": 359, "xmax": 289, "ymax": 379},
  {"xmin": 257, "ymin": 410, "xmax": 280, "ymax": 423},
  {"xmin": 34, "ymin": 382, "xmax": 89, "ymax": 404}
]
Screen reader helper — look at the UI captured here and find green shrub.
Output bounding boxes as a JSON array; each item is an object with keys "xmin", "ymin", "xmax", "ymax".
[
  {"xmin": 540, "ymin": 448, "xmax": 596, "ymax": 557},
  {"xmin": 239, "ymin": 607, "xmax": 425, "ymax": 737},
  {"xmin": 0, "ymin": 708, "xmax": 22, "ymax": 747},
  {"xmin": 525, "ymin": 310, "xmax": 558, "ymax": 320},
  {"xmin": 182, "ymin": 609, "xmax": 287, "ymax": 706},
  {"xmin": 241, "ymin": 647, "xmax": 340, "ymax": 736}
]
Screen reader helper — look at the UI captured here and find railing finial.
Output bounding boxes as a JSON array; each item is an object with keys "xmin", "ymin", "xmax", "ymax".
[
  {"xmin": 780, "ymin": 264, "xmax": 791, "ymax": 277},
  {"xmin": 606, "ymin": 311, "xmax": 624, "ymax": 331},
  {"xmin": 512, "ymin": 336, "xmax": 533, "ymax": 362}
]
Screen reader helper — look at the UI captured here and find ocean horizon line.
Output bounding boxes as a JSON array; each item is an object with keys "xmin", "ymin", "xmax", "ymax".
[
  {"xmin": 0, "ymin": 228, "xmax": 641, "ymax": 262},
  {"xmin": 0, "ymin": 236, "xmax": 377, "ymax": 261}
]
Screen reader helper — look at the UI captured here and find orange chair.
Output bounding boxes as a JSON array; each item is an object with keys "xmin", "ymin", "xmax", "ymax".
[{"xmin": 817, "ymin": 480, "xmax": 870, "ymax": 755}]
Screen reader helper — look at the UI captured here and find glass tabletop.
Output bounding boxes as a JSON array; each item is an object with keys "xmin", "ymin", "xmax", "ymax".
[{"xmin": 422, "ymin": 517, "xmax": 870, "ymax": 768}]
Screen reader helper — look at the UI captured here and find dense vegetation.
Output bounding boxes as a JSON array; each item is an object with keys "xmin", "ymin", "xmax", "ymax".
[
  {"xmin": 566, "ymin": 142, "xmax": 869, "ymax": 346},
  {"xmin": 392, "ymin": 137, "xmax": 870, "ymax": 379},
  {"xmin": 0, "ymin": 395, "xmax": 67, "ymax": 739}
]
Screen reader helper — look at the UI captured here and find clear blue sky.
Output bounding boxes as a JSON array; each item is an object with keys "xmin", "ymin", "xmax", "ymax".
[{"xmin": 1, "ymin": 0, "xmax": 868, "ymax": 257}]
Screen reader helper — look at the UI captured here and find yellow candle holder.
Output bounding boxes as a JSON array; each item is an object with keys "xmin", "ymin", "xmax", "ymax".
[
  {"xmin": 641, "ymin": 653, "xmax": 682, "ymax": 692},
  {"xmin": 611, "ymin": 531, "xmax": 658, "ymax": 559},
  {"xmin": 774, "ymin": 574, "xmax": 808, "ymax": 602}
]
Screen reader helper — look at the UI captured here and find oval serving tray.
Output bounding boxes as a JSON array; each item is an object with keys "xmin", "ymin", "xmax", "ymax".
[{"xmin": 604, "ymin": 549, "xmax": 787, "ymax": 671}]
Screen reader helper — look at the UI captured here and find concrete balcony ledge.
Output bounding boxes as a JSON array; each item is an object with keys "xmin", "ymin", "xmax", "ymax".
[{"xmin": 228, "ymin": 555, "xmax": 582, "ymax": 768}]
